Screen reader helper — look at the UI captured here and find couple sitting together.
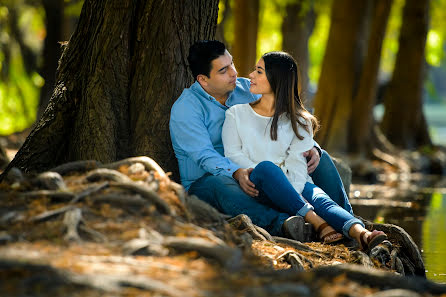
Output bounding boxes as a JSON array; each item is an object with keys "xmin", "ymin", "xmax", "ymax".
[{"xmin": 170, "ymin": 40, "xmax": 387, "ymax": 251}]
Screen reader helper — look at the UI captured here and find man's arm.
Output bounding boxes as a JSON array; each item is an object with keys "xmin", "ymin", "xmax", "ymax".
[{"xmin": 170, "ymin": 105, "xmax": 239, "ymax": 178}]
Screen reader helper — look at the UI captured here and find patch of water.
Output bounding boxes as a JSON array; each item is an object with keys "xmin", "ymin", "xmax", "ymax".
[{"xmin": 351, "ymin": 186, "xmax": 446, "ymax": 284}]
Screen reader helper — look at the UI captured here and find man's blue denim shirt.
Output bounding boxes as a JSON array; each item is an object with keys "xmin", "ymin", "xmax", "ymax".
[{"xmin": 170, "ymin": 78, "xmax": 259, "ymax": 190}]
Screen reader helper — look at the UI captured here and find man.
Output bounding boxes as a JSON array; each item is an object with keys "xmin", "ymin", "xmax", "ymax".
[{"xmin": 170, "ymin": 40, "xmax": 352, "ymax": 238}]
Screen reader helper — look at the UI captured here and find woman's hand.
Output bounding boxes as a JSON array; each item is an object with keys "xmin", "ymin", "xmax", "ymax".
[
  {"xmin": 303, "ymin": 147, "xmax": 320, "ymax": 174},
  {"xmin": 233, "ymin": 168, "xmax": 259, "ymax": 197}
]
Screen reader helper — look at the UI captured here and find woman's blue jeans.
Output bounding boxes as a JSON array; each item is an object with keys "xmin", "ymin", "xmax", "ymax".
[{"xmin": 249, "ymin": 161, "xmax": 363, "ymax": 237}]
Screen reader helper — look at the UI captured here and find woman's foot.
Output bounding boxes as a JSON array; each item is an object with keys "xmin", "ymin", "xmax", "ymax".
[
  {"xmin": 316, "ymin": 222, "xmax": 343, "ymax": 244},
  {"xmin": 359, "ymin": 230, "xmax": 387, "ymax": 252}
]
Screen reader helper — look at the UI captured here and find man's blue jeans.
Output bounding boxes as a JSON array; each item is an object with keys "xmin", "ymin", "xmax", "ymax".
[
  {"xmin": 249, "ymin": 161, "xmax": 363, "ymax": 237},
  {"xmin": 188, "ymin": 150, "xmax": 354, "ymax": 236},
  {"xmin": 311, "ymin": 150, "xmax": 353, "ymax": 214}
]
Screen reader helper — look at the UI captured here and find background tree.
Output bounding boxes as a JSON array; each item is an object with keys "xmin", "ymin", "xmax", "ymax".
[
  {"xmin": 350, "ymin": 0, "xmax": 392, "ymax": 155},
  {"xmin": 37, "ymin": 0, "xmax": 65, "ymax": 120},
  {"xmin": 380, "ymin": 0, "xmax": 432, "ymax": 149},
  {"xmin": 1, "ymin": 0, "xmax": 219, "ymax": 180},
  {"xmin": 232, "ymin": 0, "xmax": 259, "ymax": 77},
  {"xmin": 281, "ymin": 0, "xmax": 315, "ymax": 107},
  {"xmin": 312, "ymin": 0, "xmax": 370, "ymax": 153}
]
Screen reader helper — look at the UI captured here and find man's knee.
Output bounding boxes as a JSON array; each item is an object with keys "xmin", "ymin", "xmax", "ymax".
[{"xmin": 204, "ymin": 175, "xmax": 238, "ymax": 187}]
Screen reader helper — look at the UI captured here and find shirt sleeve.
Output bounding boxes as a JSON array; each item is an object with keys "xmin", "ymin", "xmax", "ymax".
[
  {"xmin": 283, "ymin": 120, "xmax": 314, "ymax": 193},
  {"xmin": 222, "ymin": 108, "xmax": 257, "ymax": 169},
  {"xmin": 170, "ymin": 104, "xmax": 240, "ymax": 177}
]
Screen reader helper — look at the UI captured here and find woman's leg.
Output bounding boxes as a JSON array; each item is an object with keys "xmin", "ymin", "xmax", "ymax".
[
  {"xmin": 301, "ymin": 182, "xmax": 363, "ymax": 237},
  {"xmin": 249, "ymin": 161, "xmax": 313, "ymax": 217},
  {"xmin": 249, "ymin": 161, "xmax": 342, "ymax": 242}
]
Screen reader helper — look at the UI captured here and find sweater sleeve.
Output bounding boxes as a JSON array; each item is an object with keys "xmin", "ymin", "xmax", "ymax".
[
  {"xmin": 283, "ymin": 120, "xmax": 314, "ymax": 193},
  {"xmin": 222, "ymin": 108, "xmax": 257, "ymax": 169}
]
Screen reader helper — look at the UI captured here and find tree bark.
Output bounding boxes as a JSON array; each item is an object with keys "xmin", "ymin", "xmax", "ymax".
[
  {"xmin": 313, "ymin": 0, "xmax": 369, "ymax": 153},
  {"xmin": 281, "ymin": 0, "xmax": 315, "ymax": 108},
  {"xmin": 380, "ymin": 0, "xmax": 432, "ymax": 149},
  {"xmin": 232, "ymin": 0, "xmax": 259, "ymax": 78},
  {"xmin": 1, "ymin": 0, "xmax": 219, "ymax": 181},
  {"xmin": 349, "ymin": 0, "xmax": 392, "ymax": 155}
]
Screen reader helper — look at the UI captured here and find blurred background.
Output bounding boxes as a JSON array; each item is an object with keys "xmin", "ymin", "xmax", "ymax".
[
  {"xmin": 1, "ymin": 0, "xmax": 446, "ymax": 282},
  {"xmin": 0, "ymin": 0, "xmax": 445, "ymax": 155}
]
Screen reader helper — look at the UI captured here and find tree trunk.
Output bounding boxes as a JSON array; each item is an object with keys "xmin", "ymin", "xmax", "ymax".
[
  {"xmin": 380, "ymin": 0, "xmax": 432, "ymax": 149},
  {"xmin": 349, "ymin": 0, "xmax": 392, "ymax": 155},
  {"xmin": 232, "ymin": 0, "xmax": 259, "ymax": 78},
  {"xmin": 37, "ymin": 0, "xmax": 65, "ymax": 121},
  {"xmin": 281, "ymin": 0, "xmax": 315, "ymax": 108},
  {"xmin": 313, "ymin": 0, "xmax": 369, "ymax": 153},
  {"xmin": 1, "ymin": 0, "xmax": 219, "ymax": 181},
  {"xmin": 215, "ymin": 0, "xmax": 231, "ymax": 46}
]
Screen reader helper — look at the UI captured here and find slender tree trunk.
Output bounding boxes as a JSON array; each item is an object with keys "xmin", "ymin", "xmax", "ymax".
[
  {"xmin": 313, "ymin": 0, "xmax": 369, "ymax": 153},
  {"xmin": 215, "ymin": 0, "xmax": 231, "ymax": 45},
  {"xmin": 380, "ymin": 0, "xmax": 431, "ymax": 149},
  {"xmin": 281, "ymin": 0, "xmax": 315, "ymax": 108},
  {"xmin": 232, "ymin": 0, "xmax": 259, "ymax": 77},
  {"xmin": 37, "ymin": 0, "xmax": 65, "ymax": 120},
  {"xmin": 1, "ymin": 0, "xmax": 219, "ymax": 181},
  {"xmin": 350, "ymin": 0, "xmax": 392, "ymax": 155}
]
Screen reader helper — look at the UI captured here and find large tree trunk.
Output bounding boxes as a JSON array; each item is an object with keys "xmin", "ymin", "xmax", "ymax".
[
  {"xmin": 281, "ymin": 0, "xmax": 316, "ymax": 108},
  {"xmin": 1, "ymin": 0, "xmax": 219, "ymax": 181},
  {"xmin": 380, "ymin": 0, "xmax": 432, "ymax": 149},
  {"xmin": 313, "ymin": 0, "xmax": 369, "ymax": 153},
  {"xmin": 349, "ymin": 0, "xmax": 392, "ymax": 155},
  {"xmin": 232, "ymin": 0, "xmax": 259, "ymax": 78},
  {"xmin": 37, "ymin": 0, "xmax": 65, "ymax": 121}
]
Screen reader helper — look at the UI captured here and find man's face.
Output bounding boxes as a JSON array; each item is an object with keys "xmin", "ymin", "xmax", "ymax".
[{"xmin": 198, "ymin": 50, "xmax": 238, "ymax": 100}]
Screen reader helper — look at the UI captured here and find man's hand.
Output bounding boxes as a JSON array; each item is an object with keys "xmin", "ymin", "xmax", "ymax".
[
  {"xmin": 303, "ymin": 147, "xmax": 320, "ymax": 174},
  {"xmin": 233, "ymin": 168, "xmax": 259, "ymax": 197}
]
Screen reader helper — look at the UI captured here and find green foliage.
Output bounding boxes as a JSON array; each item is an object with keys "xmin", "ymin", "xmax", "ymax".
[
  {"xmin": 65, "ymin": 0, "xmax": 84, "ymax": 17},
  {"xmin": 0, "ymin": 3, "xmax": 44, "ymax": 135},
  {"xmin": 257, "ymin": 0, "xmax": 282, "ymax": 58},
  {"xmin": 0, "ymin": 44, "xmax": 41, "ymax": 135}
]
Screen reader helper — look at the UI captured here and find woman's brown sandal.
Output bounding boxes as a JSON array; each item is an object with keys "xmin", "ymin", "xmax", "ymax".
[
  {"xmin": 359, "ymin": 230, "xmax": 387, "ymax": 253},
  {"xmin": 317, "ymin": 222, "xmax": 343, "ymax": 244}
]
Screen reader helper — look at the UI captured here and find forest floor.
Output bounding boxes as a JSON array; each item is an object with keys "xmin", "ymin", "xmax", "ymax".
[{"xmin": 1, "ymin": 152, "xmax": 446, "ymax": 297}]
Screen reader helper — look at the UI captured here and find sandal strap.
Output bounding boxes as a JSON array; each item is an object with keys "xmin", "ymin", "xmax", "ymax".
[
  {"xmin": 316, "ymin": 222, "xmax": 329, "ymax": 234},
  {"xmin": 359, "ymin": 230, "xmax": 368, "ymax": 251}
]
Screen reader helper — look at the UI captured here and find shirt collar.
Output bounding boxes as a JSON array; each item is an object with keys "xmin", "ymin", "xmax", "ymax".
[{"xmin": 190, "ymin": 81, "xmax": 234, "ymax": 107}]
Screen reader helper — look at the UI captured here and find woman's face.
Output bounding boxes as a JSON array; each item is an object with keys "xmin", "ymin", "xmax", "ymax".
[{"xmin": 249, "ymin": 58, "xmax": 273, "ymax": 95}]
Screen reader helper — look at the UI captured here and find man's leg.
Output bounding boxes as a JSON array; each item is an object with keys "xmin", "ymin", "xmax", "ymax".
[
  {"xmin": 310, "ymin": 150, "xmax": 353, "ymax": 214},
  {"xmin": 188, "ymin": 174, "xmax": 290, "ymax": 236}
]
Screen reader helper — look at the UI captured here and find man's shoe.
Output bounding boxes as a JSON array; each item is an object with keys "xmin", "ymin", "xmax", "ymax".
[{"xmin": 282, "ymin": 216, "xmax": 315, "ymax": 242}]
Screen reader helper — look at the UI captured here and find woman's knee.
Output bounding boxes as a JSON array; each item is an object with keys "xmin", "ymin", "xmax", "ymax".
[{"xmin": 255, "ymin": 161, "xmax": 279, "ymax": 173}]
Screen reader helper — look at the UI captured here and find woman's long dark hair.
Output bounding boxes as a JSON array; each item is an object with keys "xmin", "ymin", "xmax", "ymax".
[{"xmin": 252, "ymin": 51, "xmax": 319, "ymax": 141}]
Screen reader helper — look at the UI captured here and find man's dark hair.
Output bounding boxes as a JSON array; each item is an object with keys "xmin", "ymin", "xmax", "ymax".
[{"xmin": 188, "ymin": 40, "xmax": 226, "ymax": 80}]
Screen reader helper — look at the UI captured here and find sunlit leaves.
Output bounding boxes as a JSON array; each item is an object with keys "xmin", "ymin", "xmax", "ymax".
[{"xmin": 426, "ymin": 30, "xmax": 443, "ymax": 67}]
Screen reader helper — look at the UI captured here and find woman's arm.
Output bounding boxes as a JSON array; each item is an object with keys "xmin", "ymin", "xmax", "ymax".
[{"xmin": 283, "ymin": 120, "xmax": 314, "ymax": 193}]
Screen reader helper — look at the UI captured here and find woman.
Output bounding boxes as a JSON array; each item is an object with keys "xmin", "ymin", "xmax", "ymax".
[{"xmin": 222, "ymin": 51, "xmax": 386, "ymax": 250}]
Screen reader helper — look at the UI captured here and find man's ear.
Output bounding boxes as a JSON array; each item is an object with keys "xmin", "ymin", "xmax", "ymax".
[{"xmin": 197, "ymin": 74, "xmax": 207, "ymax": 86}]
